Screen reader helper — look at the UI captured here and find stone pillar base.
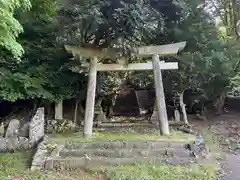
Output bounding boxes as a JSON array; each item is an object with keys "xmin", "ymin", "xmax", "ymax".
[{"xmin": 150, "ymin": 111, "xmax": 159, "ymax": 125}]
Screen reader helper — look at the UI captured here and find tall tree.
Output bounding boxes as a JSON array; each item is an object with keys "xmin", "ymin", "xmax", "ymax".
[
  {"xmin": 0, "ymin": 0, "xmax": 87, "ymax": 104},
  {"xmin": 206, "ymin": 0, "xmax": 240, "ymax": 37},
  {"xmin": 172, "ymin": 0, "xmax": 240, "ymax": 114},
  {"xmin": 0, "ymin": 0, "xmax": 31, "ymax": 58}
]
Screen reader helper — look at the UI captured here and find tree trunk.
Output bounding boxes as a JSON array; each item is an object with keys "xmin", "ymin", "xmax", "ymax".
[
  {"xmin": 84, "ymin": 57, "xmax": 98, "ymax": 138},
  {"xmin": 46, "ymin": 102, "xmax": 52, "ymax": 120},
  {"xmin": 152, "ymin": 55, "xmax": 170, "ymax": 135},
  {"xmin": 74, "ymin": 100, "xmax": 80, "ymax": 125},
  {"xmin": 29, "ymin": 98, "xmax": 40, "ymax": 121},
  {"xmin": 107, "ymin": 93, "xmax": 117, "ymax": 118},
  {"xmin": 180, "ymin": 92, "xmax": 189, "ymax": 125},
  {"xmin": 215, "ymin": 93, "xmax": 226, "ymax": 115},
  {"xmin": 55, "ymin": 100, "xmax": 63, "ymax": 120},
  {"xmin": 79, "ymin": 104, "xmax": 85, "ymax": 126}
]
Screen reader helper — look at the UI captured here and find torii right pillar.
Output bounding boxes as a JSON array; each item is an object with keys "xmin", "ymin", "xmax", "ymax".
[{"xmin": 137, "ymin": 42, "xmax": 186, "ymax": 135}]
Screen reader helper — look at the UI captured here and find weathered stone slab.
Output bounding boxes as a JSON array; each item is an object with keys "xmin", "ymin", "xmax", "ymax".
[
  {"xmin": 19, "ymin": 122, "xmax": 29, "ymax": 137},
  {"xmin": 45, "ymin": 156, "xmax": 166, "ymax": 170},
  {"xmin": 19, "ymin": 137, "xmax": 29, "ymax": 149},
  {"xmin": 45, "ymin": 145, "xmax": 64, "ymax": 169},
  {"xmin": 29, "ymin": 107, "xmax": 45, "ymax": 147},
  {"xmin": 59, "ymin": 148, "xmax": 190, "ymax": 158},
  {"xmin": 7, "ymin": 137, "xmax": 19, "ymax": 151},
  {"xmin": 0, "ymin": 138, "xmax": 7, "ymax": 152},
  {"xmin": 65, "ymin": 141, "xmax": 185, "ymax": 150},
  {"xmin": 0, "ymin": 137, "xmax": 29, "ymax": 152},
  {"xmin": 31, "ymin": 137, "xmax": 49, "ymax": 171},
  {"xmin": 5, "ymin": 119, "xmax": 20, "ymax": 137},
  {"xmin": 96, "ymin": 113, "xmax": 107, "ymax": 122}
]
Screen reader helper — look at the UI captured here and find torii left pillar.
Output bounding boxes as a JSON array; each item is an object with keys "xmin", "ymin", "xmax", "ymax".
[{"xmin": 84, "ymin": 57, "xmax": 98, "ymax": 138}]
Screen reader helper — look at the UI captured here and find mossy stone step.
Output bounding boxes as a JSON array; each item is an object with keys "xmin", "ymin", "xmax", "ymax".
[
  {"xmin": 65, "ymin": 141, "xmax": 186, "ymax": 150},
  {"xmin": 45, "ymin": 156, "xmax": 195, "ymax": 170},
  {"xmin": 59, "ymin": 148, "xmax": 191, "ymax": 158}
]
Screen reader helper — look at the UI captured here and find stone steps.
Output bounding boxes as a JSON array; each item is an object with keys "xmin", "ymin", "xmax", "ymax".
[
  {"xmin": 44, "ymin": 140, "xmax": 203, "ymax": 171},
  {"xmin": 59, "ymin": 148, "xmax": 191, "ymax": 158},
  {"xmin": 65, "ymin": 141, "xmax": 185, "ymax": 149},
  {"xmin": 96, "ymin": 121, "xmax": 184, "ymax": 128},
  {"xmin": 45, "ymin": 156, "xmax": 195, "ymax": 170}
]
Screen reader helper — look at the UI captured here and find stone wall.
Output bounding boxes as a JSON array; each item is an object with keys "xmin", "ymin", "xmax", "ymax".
[{"xmin": 0, "ymin": 107, "xmax": 45, "ymax": 152}]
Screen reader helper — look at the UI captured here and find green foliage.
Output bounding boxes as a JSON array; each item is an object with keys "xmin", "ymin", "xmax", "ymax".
[
  {"xmin": 0, "ymin": 0, "xmax": 88, "ymax": 102},
  {"xmin": 1, "ymin": 0, "xmax": 239, "ymax": 113},
  {"xmin": 57, "ymin": 0, "xmax": 182, "ymax": 100},
  {"xmin": 0, "ymin": 19, "xmax": 85, "ymax": 102},
  {"xmin": 58, "ymin": 0, "xmax": 164, "ymax": 48},
  {"xmin": 205, "ymin": 0, "xmax": 240, "ymax": 37},
  {"xmin": 53, "ymin": 119, "xmax": 76, "ymax": 133},
  {"xmin": 0, "ymin": 0, "xmax": 31, "ymax": 58},
  {"xmin": 165, "ymin": 0, "xmax": 239, "ymax": 104}
]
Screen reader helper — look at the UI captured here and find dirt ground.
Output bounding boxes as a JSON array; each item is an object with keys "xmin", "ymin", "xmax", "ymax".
[
  {"xmin": 190, "ymin": 111, "xmax": 240, "ymax": 180},
  {"xmin": 190, "ymin": 112, "xmax": 240, "ymax": 152}
]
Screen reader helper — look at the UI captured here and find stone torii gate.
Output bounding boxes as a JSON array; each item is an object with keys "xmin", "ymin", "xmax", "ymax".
[{"xmin": 65, "ymin": 41, "xmax": 186, "ymax": 137}]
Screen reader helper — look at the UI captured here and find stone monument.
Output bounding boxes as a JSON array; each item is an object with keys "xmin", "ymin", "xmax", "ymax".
[{"xmin": 29, "ymin": 107, "xmax": 45, "ymax": 147}]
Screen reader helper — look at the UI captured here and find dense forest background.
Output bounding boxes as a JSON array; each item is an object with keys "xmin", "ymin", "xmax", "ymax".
[{"xmin": 1, "ymin": 0, "xmax": 240, "ymax": 122}]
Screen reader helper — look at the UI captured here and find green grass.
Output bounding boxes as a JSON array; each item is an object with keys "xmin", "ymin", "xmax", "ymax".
[
  {"xmin": 0, "ymin": 130, "xmax": 217, "ymax": 180},
  {"xmin": 49, "ymin": 131, "xmax": 195, "ymax": 145},
  {"xmin": 106, "ymin": 163, "xmax": 216, "ymax": 180},
  {"xmin": 0, "ymin": 151, "xmax": 216, "ymax": 180},
  {"xmin": 0, "ymin": 151, "xmax": 45, "ymax": 180},
  {"xmin": 0, "ymin": 151, "xmax": 102, "ymax": 180}
]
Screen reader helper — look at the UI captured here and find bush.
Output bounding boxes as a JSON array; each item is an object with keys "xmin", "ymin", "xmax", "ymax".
[{"xmin": 47, "ymin": 119, "xmax": 76, "ymax": 134}]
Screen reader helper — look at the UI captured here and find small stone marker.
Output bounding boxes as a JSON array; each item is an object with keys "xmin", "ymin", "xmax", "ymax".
[
  {"xmin": 94, "ymin": 105, "xmax": 107, "ymax": 125},
  {"xmin": 5, "ymin": 119, "xmax": 20, "ymax": 137},
  {"xmin": 174, "ymin": 109, "xmax": 181, "ymax": 122},
  {"xmin": 0, "ymin": 138, "xmax": 7, "ymax": 152},
  {"xmin": 0, "ymin": 122, "xmax": 4, "ymax": 137},
  {"xmin": 29, "ymin": 107, "xmax": 45, "ymax": 147}
]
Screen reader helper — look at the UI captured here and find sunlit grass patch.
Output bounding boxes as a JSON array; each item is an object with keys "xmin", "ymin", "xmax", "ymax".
[
  {"xmin": 49, "ymin": 130, "xmax": 195, "ymax": 145},
  {"xmin": 106, "ymin": 163, "xmax": 216, "ymax": 180}
]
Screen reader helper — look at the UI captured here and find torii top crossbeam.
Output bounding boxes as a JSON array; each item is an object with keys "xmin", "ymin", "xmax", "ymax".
[{"xmin": 65, "ymin": 41, "xmax": 186, "ymax": 59}]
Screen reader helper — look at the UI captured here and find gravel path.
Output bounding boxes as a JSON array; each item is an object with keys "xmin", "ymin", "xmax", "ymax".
[{"xmin": 221, "ymin": 154, "xmax": 240, "ymax": 180}]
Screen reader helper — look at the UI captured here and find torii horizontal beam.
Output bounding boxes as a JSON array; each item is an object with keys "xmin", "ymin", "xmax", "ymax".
[
  {"xmin": 70, "ymin": 61, "xmax": 178, "ymax": 72},
  {"xmin": 96, "ymin": 61, "xmax": 178, "ymax": 71}
]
